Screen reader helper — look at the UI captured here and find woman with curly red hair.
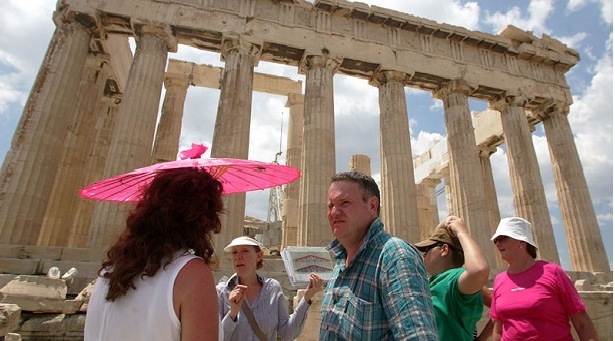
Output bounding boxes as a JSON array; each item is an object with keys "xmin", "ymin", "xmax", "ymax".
[{"xmin": 85, "ymin": 167, "xmax": 225, "ymax": 341}]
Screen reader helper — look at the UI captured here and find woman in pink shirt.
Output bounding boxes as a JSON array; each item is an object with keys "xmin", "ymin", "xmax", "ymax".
[{"xmin": 489, "ymin": 217, "xmax": 599, "ymax": 341}]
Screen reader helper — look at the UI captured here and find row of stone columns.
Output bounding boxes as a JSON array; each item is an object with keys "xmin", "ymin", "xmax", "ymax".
[
  {"xmin": 0, "ymin": 12, "xmax": 608, "ymax": 272},
  {"xmin": 87, "ymin": 22, "xmax": 177, "ymax": 248},
  {"xmin": 0, "ymin": 15, "xmax": 93, "ymax": 245}
]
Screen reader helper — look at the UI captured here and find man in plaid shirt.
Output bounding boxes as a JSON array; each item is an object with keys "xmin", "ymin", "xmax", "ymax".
[{"xmin": 320, "ymin": 172, "xmax": 438, "ymax": 340}]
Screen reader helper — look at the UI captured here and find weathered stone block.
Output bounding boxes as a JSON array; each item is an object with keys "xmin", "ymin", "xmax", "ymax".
[
  {"xmin": 18, "ymin": 313, "xmax": 85, "ymax": 341},
  {"xmin": 0, "ymin": 276, "xmax": 67, "ymax": 313},
  {"xmin": 0, "ymin": 304, "xmax": 21, "ymax": 337}
]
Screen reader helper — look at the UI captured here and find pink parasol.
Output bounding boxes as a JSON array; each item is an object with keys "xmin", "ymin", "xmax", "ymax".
[{"xmin": 79, "ymin": 143, "xmax": 300, "ymax": 202}]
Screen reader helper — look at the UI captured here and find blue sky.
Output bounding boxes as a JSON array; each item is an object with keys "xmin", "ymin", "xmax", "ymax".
[{"xmin": 0, "ymin": 0, "xmax": 612, "ymax": 270}]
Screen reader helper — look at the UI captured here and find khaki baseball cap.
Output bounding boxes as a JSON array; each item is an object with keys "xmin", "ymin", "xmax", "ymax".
[{"xmin": 415, "ymin": 228, "xmax": 462, "ymax": 252}]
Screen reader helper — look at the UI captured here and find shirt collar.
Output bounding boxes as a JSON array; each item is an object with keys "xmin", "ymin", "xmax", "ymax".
[
  {"xmin": 225, "ymin": 273, "xmax": 265, "ymax": 288},
  {"xmin": 327, "ymin": 217, "xmax": 383, "ymax": 260}
]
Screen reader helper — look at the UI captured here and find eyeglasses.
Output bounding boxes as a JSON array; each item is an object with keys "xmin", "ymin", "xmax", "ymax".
[
  {"xmin": 493, "ymin": 236, "xmax": 509, "ymax": 244},
  {"xmin": 422, "ymin": 243, "xmax": 444, "ymax": 256}
]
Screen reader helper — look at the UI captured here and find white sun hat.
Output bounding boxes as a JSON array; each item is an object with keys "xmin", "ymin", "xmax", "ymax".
[
  {"xmin": 490, "ymin": 217, "xmax": 538, "ymax": 248},
  {"xmin": 223, "ymin": 236, "xmax": 263, "ymax": 252}
]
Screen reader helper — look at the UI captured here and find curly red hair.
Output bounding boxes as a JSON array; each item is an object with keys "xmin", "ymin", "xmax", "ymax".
[{"xmin": 100, "ymin": 167, "xmax": 225, "ymax": 301}]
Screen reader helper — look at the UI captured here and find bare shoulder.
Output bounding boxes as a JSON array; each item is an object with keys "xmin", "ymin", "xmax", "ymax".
[
  {"xmin": 176, "ymin": 258, "xmax": 215, "ymax": 292},
  {"xmin": 173, "ymin": 258, "xmax": 219, "ymax": 340}
]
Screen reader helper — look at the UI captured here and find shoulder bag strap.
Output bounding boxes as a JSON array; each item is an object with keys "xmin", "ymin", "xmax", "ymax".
[{"xmin": 241, "ymin": 300, "xmax": 268, "ymax": 341}]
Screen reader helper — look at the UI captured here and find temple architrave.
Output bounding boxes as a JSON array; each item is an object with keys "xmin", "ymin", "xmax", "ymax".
[
  {"xmin": 0, "ymin": 0, "xmax": 612, "ymax": 338},
  {"xmin": 0, "ymin": 0, "xmax": 608, "ymax": 273}
]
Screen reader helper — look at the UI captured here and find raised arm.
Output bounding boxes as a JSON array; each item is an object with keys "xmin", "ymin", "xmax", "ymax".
[{"xmin": 447, "ymin": 216, "xmax": 489, "ymax": 295}]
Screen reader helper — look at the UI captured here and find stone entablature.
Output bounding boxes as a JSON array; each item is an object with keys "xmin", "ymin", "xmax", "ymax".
[
  {"xmin": 166, "ymin": 59, "xmax": 303, "ymax": 95},
  {"xmin": 60, "ymin": 0, "xmax": 576, "ymax": 108}
]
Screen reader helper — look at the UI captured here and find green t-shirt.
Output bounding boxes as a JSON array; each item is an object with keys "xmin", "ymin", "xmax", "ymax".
[{"xmin": 429, "ymin": 267, "xmax": 483, "ymax": 341}]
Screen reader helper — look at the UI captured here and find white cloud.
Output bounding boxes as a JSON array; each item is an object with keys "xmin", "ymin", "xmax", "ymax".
[
  {"xmin": 0, "ymin": 74, "xmax": 27, "ymax": 114},
  {"xmin": 0, "ymin": 1, "xmax": 55, "ymax": 77},
  {"xmin": 567, "ymin": 46, "xmax": 613, "ymax": 201},
  {"xmin": 429, "ymin": 98, "xmax": 444, "ymax": 112},
  {"xmin": 483, "ymin": 0, "xmax": 554, "ymax": 36},
  {"xmin": 554, "ymin": 32, "xmax": 588, "ymax": 49},
  {"xmin": 358, "ymin": 0, "xmax": 481, "ymax": 30},
  {"xmin": 567, "ymin": 0, "xmax": 613, "ymax": 24},
  {"xmin": 411, "ymin": 131, "xmax": 444, "ymax": 155}
]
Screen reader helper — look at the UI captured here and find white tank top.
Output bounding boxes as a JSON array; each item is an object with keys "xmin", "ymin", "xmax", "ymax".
[{"xmin": 84, "ymin": 250, "xmax": 220, "ymax": 341}]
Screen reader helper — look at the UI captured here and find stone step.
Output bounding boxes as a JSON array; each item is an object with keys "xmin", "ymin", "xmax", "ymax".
[
  {"xmin": 0, "ymin": 245, "xmax": 104, "ymax": 262},
  {"xmin": 0, "ymin": 258, "xmax": 101, "ymax": 279}
]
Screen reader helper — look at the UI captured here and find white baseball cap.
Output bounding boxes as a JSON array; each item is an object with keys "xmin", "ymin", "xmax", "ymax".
[
  {"xmin": 223, "ymin": 236, "xmax": 263, "ymax": 252},
  {"xmin": 490, "ymin": 217, "xmax": 538, "ymax": 249}
]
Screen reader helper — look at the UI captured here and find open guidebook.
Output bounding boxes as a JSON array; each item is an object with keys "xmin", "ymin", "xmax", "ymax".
[{"xmin": 281, "ymin": 246, "xmax": 334, "ymax": 287}]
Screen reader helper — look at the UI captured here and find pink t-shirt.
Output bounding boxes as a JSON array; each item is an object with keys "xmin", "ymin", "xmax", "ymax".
[{"xmin": 490, "ymin": 260, "xmax": 586, "ymax": 341}]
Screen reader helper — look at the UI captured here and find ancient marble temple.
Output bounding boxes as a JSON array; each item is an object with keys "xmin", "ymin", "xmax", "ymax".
[{"xmin": 0, "ymin": 0, "xmax": 609, "ymax": 272}]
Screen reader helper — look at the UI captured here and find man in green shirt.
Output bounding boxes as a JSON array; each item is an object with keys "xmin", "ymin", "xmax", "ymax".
[{"xmin": 415, "ymin": 216, "xmax": 489, "ymax": 341}]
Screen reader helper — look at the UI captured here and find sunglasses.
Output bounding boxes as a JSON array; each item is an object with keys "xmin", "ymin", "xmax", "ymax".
[{"xmin": 422, "ymin": 243, "xmax": 444, "ymax": 256}]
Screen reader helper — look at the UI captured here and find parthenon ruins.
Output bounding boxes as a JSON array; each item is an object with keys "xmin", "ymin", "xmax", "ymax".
[{"xmin": 0, "ymin": 0, "xmax": 611, "ymax": 339}]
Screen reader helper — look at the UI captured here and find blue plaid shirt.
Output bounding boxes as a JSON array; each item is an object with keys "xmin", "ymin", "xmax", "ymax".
[{"xmin": 320, "ymin": 218, "xmax": 439, "ymax": 340}]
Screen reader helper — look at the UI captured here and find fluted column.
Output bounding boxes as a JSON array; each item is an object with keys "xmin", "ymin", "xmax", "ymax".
[
  {"xmin": 38, "ymin": 53, "xmax": 109, "ymax": 246},
  {"xmin": 433, "ymin": 80, "xmax": 494, "ymax": 268},
  {"xmin": 541, "ymin": 104, "xmax": 609, "ymax": 271},
  {"xmin": 371, "ymin": 70, "xmax": 419, "ymax": 241},
  {"xmin": 0, "ymin": 13, "xmax": 93, "ymax": 244},
  {"xmin": 281, "ymin": 94, "xmax": 304, "ymax": 248},
  {"xmin": 87, "ymin": 22, "xmax": 177, "ymax": 248},
  {"xmin": 151, "ymin": 76, "xmax": 191, "ymax": 163},
  {"xmin": 491, "ymin": 95, "xmax": 559, "ymax": 263},
  {"xmin": 69, "ymin": 90, "xmax": 122, "ymax": 247},
  {"xmin": 443, "ymin": 173, "xmax": 453, "ymax": 215},
  {"xmin": 478, "ymin": 146, "xmax": 502, "ymax": 268},
  {"xmin": 349, "ymin": 154, "xmax": 371, "ymax": 175},
  {"xmin": 297, "ymin": 55, "xmax": 337, "ymax": 247},
  {"xmin": 210, "ymin": 37, "xmax": 261, "ymax": 259},
  {"xmin": 417, "ymin": 178, "xmax": 441, "ymax": 241},
  {"xmin": 429, "ymin": 182, "xmax": 440, "ymax": 227}
]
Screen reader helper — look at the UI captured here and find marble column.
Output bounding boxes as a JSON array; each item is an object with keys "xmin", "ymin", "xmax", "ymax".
[
  {"xmin": 151, "ymin": 75, "xmax": 191, "ymax": 163},
  {"xmin": 349, "ymin": 154, "xmax": 371, "ymax": 175},
  {"xmin": 0, "ymin": 15, "xmax": 92, "ymax": 245},
  {"xmin": 210, "ymin": 37, "xmax": 261, "ymax": 259},
  {"xmin": 541, "ymin": 104, "xmax": 609, "ymax": 271},
  {"xmin": 371, "ymin": 70, "xmax": 419, "ymax": 241},
  {"xmin": 417, "ymin": 178, "xmax": 441, "ymax": 241},
  {"xmin": 478, "ymin": 146, "xmax": 502, "ymax": 269},
  {"xmin": 433, "ymin": 80, "xmax": 494, "ymax": 268},
  {"xmin": 69, "ymin": 90, "xmax": 122, "ymax": 248},
  {"xmin": 281, "ymin": 94, "xmax": 304, "ymax": 248},
  {"xmin": 443, "ymin": 173, "xmax": 453, "ymax": 216},
  {"xmin": 38, "ymin": 53, "xmax": 109, "ymax": 246},
  {"xmin": 491, "ymin": 96, "xmax": 560, "ymax": 264},
  {"xmin": 297, "ymin": 55, "xmax": 337, "ymax": 247},
  {"xmin": 87, "ymin": 23, "xmax": 177, "ymax": 248},
  {"xmin": 429, "ymin": 182, "xmax": 441, "ymax": 227}
]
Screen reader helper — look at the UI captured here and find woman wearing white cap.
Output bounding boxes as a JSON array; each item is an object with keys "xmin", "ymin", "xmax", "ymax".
[
  {"xmin": 217, "ymin": 236, "xmax": 324, "ymax": 341},
  {"xmin": 489, "ymin": 217, "xmax": 599, "ymax": 341}
]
